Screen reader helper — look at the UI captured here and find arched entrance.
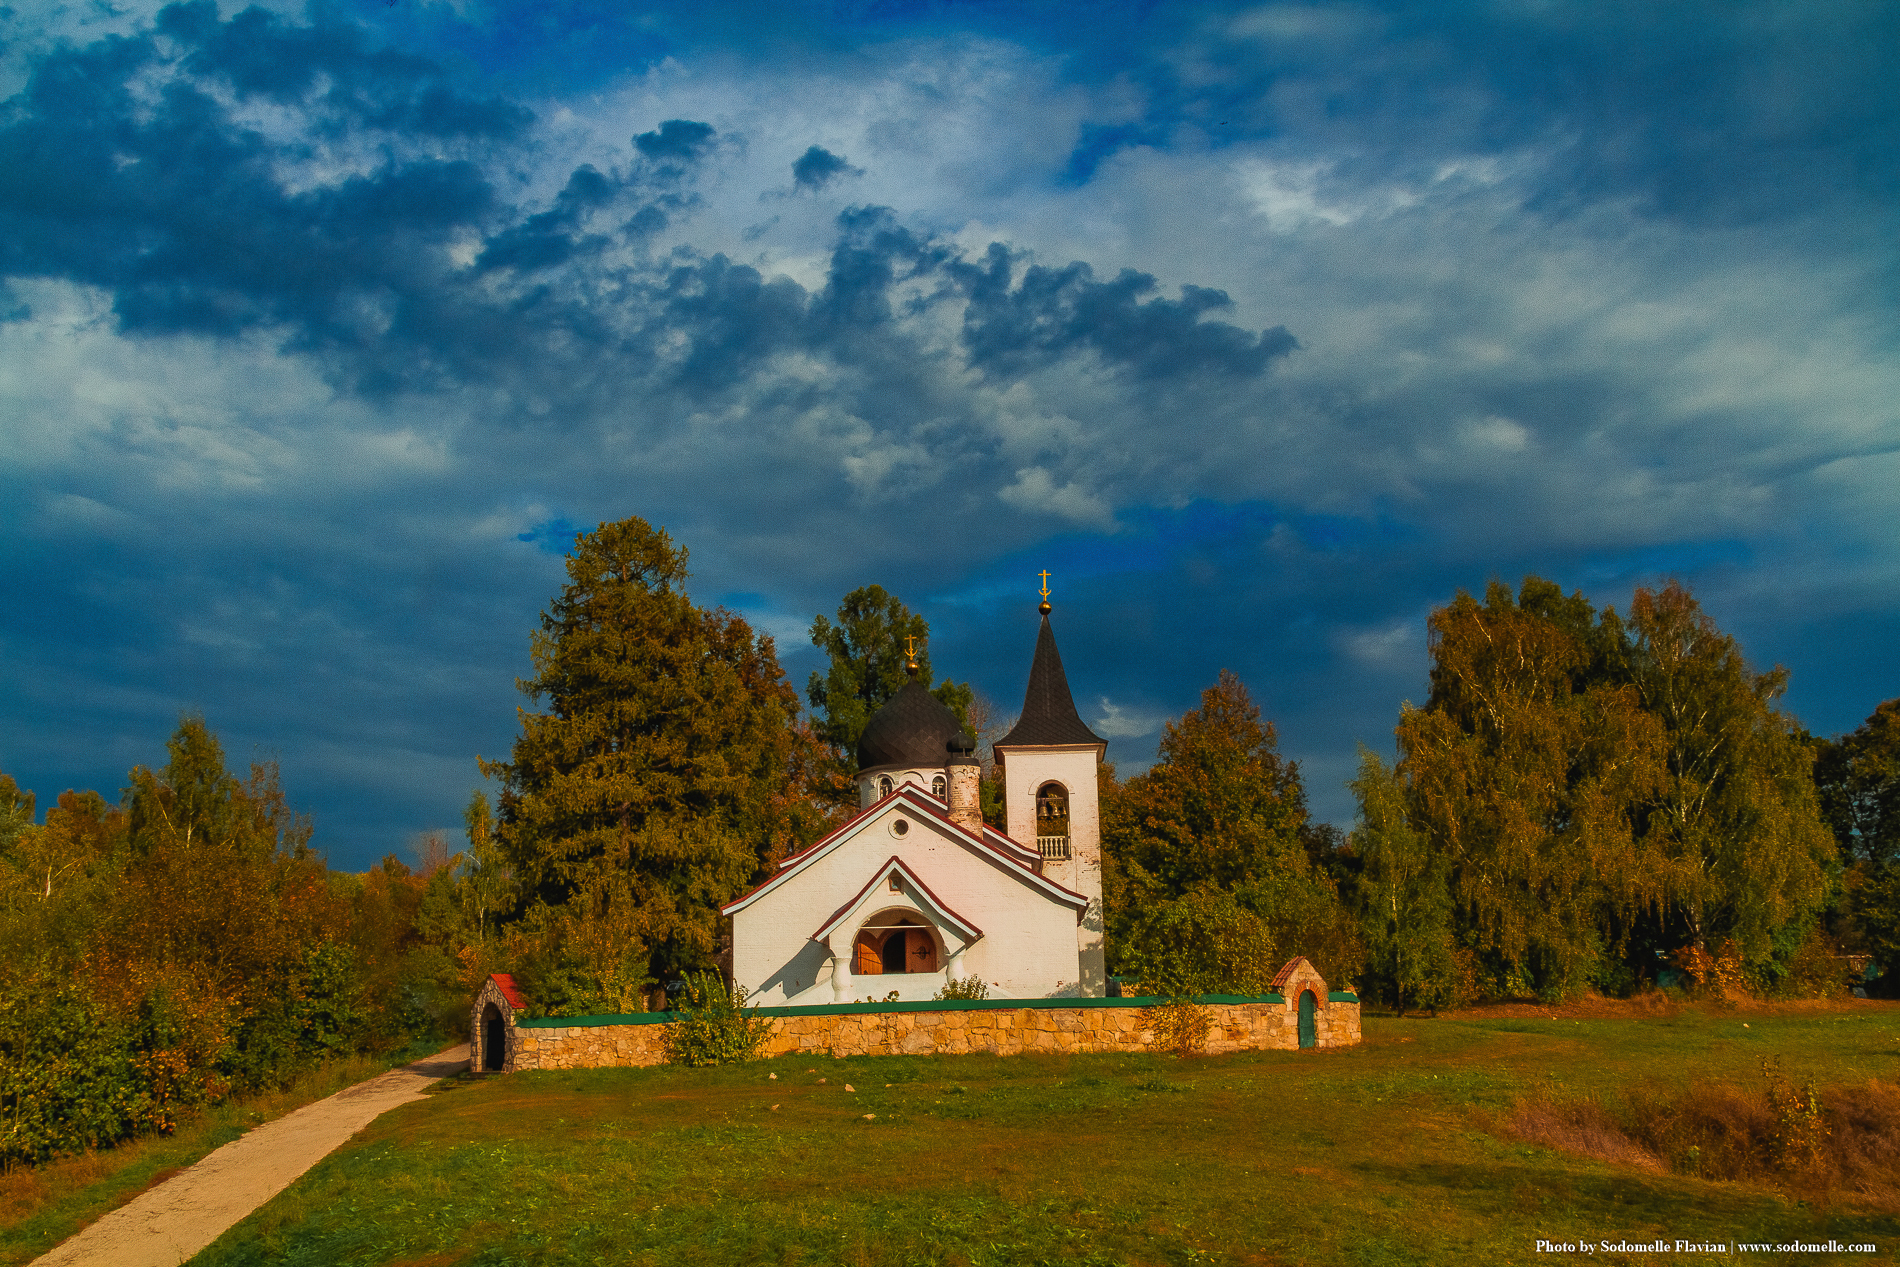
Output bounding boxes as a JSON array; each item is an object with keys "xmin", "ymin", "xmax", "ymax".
[
  {"xmin": 851, "ymin": 914, "xmax": 940, "ymax": 976},
  {"xmin": 1297, "ymin": 990, "xmax": 1317, "ymax": 1049},
  {"xmin": 481, "ymin": 1003, "xmax": 506, "ymax": 1071}
]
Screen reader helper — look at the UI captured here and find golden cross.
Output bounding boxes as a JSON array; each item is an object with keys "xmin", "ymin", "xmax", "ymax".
[
  {"xmin": 904, "ymin": 634, "xmax": 918, "ymax": 660},
  {"xmin": 1038, "ymin": 569, "xmax": 1051, "ymax": 600}
]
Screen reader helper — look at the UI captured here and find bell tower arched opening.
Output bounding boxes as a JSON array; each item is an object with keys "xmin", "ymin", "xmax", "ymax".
[{"xmin": 1035, "ymin": 782, "xmax": 1070, "ymax": 860}]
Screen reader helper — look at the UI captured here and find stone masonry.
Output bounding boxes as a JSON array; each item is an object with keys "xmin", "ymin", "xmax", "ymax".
[{"xmin": 500, "ymin": 985, "xmax": 1360, "ymax": 1073}]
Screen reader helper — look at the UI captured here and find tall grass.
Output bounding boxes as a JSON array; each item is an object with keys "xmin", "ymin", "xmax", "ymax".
[{"xmin": 1505, "ymin": 1067, "xmax": 1900, "ymax": 1209}]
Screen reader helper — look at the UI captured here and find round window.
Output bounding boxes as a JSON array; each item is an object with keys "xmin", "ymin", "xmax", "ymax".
[{"xmin": 892, "ymin": 818, "xmax": 910, "ymax": 837}]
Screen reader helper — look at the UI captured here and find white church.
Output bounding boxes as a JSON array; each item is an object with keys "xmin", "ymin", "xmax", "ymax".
[{"xmin": 723, "ymin": 596, "xmax": 1108, "ymax": 1003}]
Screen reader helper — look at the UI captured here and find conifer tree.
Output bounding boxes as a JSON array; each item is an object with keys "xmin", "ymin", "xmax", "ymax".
[
  {"xmin": 481, "ymin": 517, "xmax": 828, "ymax": 990},
  {"xmin": 1106, "ymin": 670, "xmax": 1309, "ymax": 895}
]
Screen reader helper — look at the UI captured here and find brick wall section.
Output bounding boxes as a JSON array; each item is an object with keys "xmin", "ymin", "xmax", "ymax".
[{"xmin": 508, "ymin": 995, "xmax": 1361, "ymax": 1071}]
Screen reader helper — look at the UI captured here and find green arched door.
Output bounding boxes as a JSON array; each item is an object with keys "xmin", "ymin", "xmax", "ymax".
[{"xmin": 1298, "ymin": 990, "xmax": 1317, "ymax": 1049}]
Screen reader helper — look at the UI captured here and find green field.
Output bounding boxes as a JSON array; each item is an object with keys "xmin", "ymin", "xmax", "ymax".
[{"xmin": 87, "ymin": 1007, "xmax": 1900, "ymax": 1264}]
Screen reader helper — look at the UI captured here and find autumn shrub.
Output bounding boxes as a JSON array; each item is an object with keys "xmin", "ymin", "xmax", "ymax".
[
  {"xmin": 0, "ymin": 977, "xmax": 143, "ymax": 1167},
  {"xmin": 664, "ymin": 972, "xmax": 770, "ymax": 1067},
  {"xmin": 1504, "ymin": 1066, "xmax": 1900, "ymax": 1203},
  {"xmin": 1116, "ymin": 889, "xmax": 1275, "ymax": 997},
  {"xmin": 0, "ymin": 965, "xmax": 242, "ymax": 1165},
  {"xmin": 1671, "ymin": 940, "xmax": 1750, "ymax": 1000},
  {"xmin": 222, "ymin": 941, "xmax": 368, "ymax": 1091},
  {"xmin": 1759, "ymin": 926, "xmax": 1858, "ymax": 999},
  {"xmin": 934, "ymin": 976, "xmax": 989, "ymax": 1001},
  {"xmin": 1148, "ymin": 999, "xmax": 1211, "ymax": 1056}
]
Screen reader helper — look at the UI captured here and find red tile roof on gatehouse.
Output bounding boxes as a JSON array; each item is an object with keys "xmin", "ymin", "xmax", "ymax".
[{"xmin": 489, "ymin": 973, "xmax": 527, "ymax": 1009}]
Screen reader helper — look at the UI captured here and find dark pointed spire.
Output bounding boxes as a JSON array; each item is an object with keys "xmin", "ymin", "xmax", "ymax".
[{"xmin": 997, "ymin": 610, "xmax": 1103, "ymax": 748}]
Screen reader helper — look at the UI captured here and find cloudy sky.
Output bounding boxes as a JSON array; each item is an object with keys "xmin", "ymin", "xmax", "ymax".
[{"xmin": 3, "ymin": 0, "xmax": 1895, "ymax": 869}]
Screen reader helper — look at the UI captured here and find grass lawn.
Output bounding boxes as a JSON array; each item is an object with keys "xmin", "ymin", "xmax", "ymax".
[
  {"xmin": 0, "ymin": 1035, "xmax": 454, "ymax": 1267},
  {"xmin": 176, "ymin": 1005, "xmax": 1900, "ymax": 1265}
]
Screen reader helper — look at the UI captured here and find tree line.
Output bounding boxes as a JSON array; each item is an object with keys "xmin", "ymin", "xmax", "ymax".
[
  {"xmin": 1346, "ymin": 577, "xmax": 1894, "ymax": 1011},
  {"xmin": 5, "ymin": 516, "xmax": 1893, "ymax": 1165},
  {"xmin": 469, "ymin": 521, "xmax": 1896, "ymax": 1011},
  {"xmin": 0, "ymin": 722, "xmax": 469, "ymax": 1165}
]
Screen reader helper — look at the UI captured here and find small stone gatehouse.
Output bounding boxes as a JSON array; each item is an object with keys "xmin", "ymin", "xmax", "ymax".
[{"xmin": 470, "ymin": 973, "xmax": 527, "ymax": 1073}]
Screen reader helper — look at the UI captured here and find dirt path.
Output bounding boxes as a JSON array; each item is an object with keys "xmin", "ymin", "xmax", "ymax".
[{"xmin": 33, "ymin": 1045, "xmax": 469, "ymax": 1267}]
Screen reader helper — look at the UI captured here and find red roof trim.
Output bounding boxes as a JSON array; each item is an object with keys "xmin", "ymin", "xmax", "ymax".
[
  {"xmin": 886, "ymin": 783, "xmax": 1040, "ymax": 863},
  {"xmin": 489, "ymin": 973, "xmax": 527, "ymax": 1010},
  {"xmin": 721, "ymin": 783, "xmax": 1086, "ymax": 916},
  {"xmin": 809, "ymin": 855, "xmax": 985, "ymax": 945},
  {"xmin": 775, "ymin": 786, "xmax": 901, "ymax": 870}
]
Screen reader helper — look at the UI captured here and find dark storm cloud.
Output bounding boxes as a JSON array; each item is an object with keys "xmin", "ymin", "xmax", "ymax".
[
  {"xmin": 475, "ymin": 165, "xmax": 618, "ymax": 274},
  {"xmin": 791, "ymin": 145, "xmax": 860, "ymax": 190},
  {"xmin": 0, "ymin": 11, "xmax": 505, "ymax": 366},
  {"xmin": 0, "ymin": 0, "xmax": 1291, "ymax": 417},
  {"xmin": 632, "ymin": 207, "xmax": 1296, "ymax": 407},
  {"xmin": 158, "ymin": 0, "xmax": 531, "ymax": 137},
  {"xmin": 337, "ymin": 0, "xmax": 1900, "ymax": 230},
  {"xmin": 653, "ymin": 256, "xmax": 812, "ymax": 394},
  {"xmin": 949, "ymin": 243, "xmax": 1296, "ymax": 382},
  {"xmin": 0, "ymin": 14, "xmax": 726, "ymax": 396},
  {"xmin": 634, "ymin": 119, "xmax": 717, "ymax": 163}
]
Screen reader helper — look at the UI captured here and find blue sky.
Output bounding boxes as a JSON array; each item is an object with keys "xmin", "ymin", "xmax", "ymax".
[{"xmin": 3, "ymin": 0, "xmax": 1895, "ymax": 869}]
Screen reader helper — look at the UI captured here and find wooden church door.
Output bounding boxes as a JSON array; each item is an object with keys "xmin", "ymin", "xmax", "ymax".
[
  {"xmin": 907, "ymin": 930, "xmax": 937, "ymax": 972},
  {"xmin": 855, "ymin": 931, "xmax": 883, "ymax": 975}
]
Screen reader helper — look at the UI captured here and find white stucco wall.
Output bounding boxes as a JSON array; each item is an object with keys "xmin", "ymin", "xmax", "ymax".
[
  {"xmin": 729, "ymin": 796, "xmax": 1085, "ymax": 1006},
  {"xmin": 995, "ymin": 743, "xmax": 1105, "ymax": 996}
]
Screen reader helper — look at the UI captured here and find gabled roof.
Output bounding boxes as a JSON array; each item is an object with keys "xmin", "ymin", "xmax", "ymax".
[
  {"xmin": 1269, "ymin": 956, "xmax": 1322, "ymax": 993},
  {"xmin": 722, "ymin": 783, "xmax": 1086, "ymax": 917},
  {"xmin": 489, "ymin": 973, "xmax": 527, "ymax": 1010},
  {"xmin": 995, "ymin": 612, "xmax": 1104, "ymax": 749},
  {"xmin": 810, "ymin": 856, "xmax": 984, "ymax": 946},
  {"xmin": 771, "ymin": 782, "xmax": 1039, "ymax": 872}
]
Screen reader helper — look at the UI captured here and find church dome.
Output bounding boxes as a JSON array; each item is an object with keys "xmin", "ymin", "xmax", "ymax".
[{"xmin": 857, "ymin": 679, "xmax": 967, "ymax": 772}]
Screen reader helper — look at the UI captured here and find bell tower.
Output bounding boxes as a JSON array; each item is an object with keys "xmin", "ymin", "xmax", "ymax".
[{"xmin": 991, "ymin": 576, "xmax": 1107, "ymax": 996}]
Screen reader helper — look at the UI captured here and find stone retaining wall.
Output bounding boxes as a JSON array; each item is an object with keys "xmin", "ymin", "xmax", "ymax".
[{"xmin": 505, "ymin": 993, "xmax": 1361, "ymax": 1072}]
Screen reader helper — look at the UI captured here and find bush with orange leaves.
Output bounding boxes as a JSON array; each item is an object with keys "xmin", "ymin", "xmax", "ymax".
[{"xmin": 1671, "ymin": 939, "xmax": 1751, "ymax": 999}]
